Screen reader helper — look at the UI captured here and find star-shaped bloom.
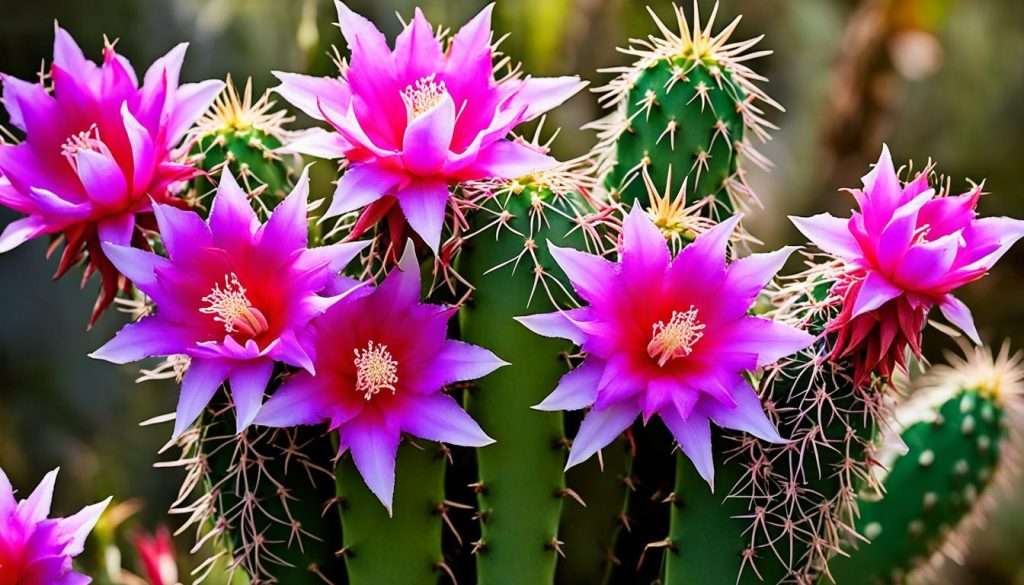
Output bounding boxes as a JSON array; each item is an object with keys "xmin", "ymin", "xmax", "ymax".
[
  {"xmin": 254, "ymin": 244, "xmax": 505, "ymax": 512},
  {"xmin": 0, "ymin": 25, "xmax": 222, "ymax": 323},
  {"xmin": 273, "ymin": 2, "xmax": 586, "ymax": 253},
  {"xmin": 91, "ymin": 169, "xmax": 368, "ymax": 438},
  {"xmin": 792, "ymin": 146, "xmax": 1024, "ymax": 385},
  {"xmin": 517, "ymin": 206, "xmax": 815, "ymax": 486},
  {"xmin": 0, "ymin": 467, "xmax": 110, "ymax": 585}
]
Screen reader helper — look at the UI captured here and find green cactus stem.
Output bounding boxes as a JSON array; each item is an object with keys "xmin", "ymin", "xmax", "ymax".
[
  {"xmin": 458, "ymin": 175, "xmax": 603, "ymax": 585},
  {"xmin": 188, "ymin": 77, "xmax": 295, "ymax": 218},
  {"xmin": 592, "ymin": 3, "xmax": 777, "ymax": 216},
  {"xmin": 828, "ymin": 344, "xmax": 1024, "ymax": 585},
  {"xmin": 336, "ymin": 441, "xmax": 449, "ymax": 585},
  {"xmin": 556, "ymin": 436, "xmax": 632, "ymax": 585},
  {"xmin": 179, "ymin": 388, "xmax": 344, "ymax": 585}
]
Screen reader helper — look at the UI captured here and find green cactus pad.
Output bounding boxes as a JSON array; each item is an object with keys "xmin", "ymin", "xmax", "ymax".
[
  {"xmin": 337, "ymin": 441, "xmax": 448, "ymax": 585},
  {"xmin": 605, "ymin": 56, "xmax": 746, "ymax": 211},
  {"xmin": 459, "ymin": 182, "xmax": 592, "ymax": 585},
  {"xmin": 828, "ymin": 387, "xmax": 1006, "ymax": 584}
]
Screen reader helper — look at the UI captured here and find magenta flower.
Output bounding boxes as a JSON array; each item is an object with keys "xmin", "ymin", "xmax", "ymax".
[
  {"xmin": 254, "ymin": 245, "xmax": 504, "ymax": 512},
  {"xmin": 90, "ymin": 169, "xmax": 368, "ymax": 438},
  {"xmin": 791, "ymin": 146, "xmax": 1024, "ymax": 385},
  {"xmin": 273, "ymin": 2, "xmax": 586, "ymax": 253},
  {"xmin": 517, "ymin": 206, "xmax": 814, "ymax": 486},
  {"xmin": 0, "ymin": 26, "xmax": 223, "ymax": 324},
  {"xmin": 0, "ymin": 468, "xmax": 110, "ymax": 585}
]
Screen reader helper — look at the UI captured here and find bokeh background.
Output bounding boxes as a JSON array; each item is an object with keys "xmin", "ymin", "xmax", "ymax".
[{"xmin": 1, "ymin": 0, "xmax": 1022, "ymax": 582}]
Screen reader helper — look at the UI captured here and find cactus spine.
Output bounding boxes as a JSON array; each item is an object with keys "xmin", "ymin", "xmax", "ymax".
[
  {"xmin": 830, "ymin": 345, "xmax": 1024, "ymax": 585},
  {"xmin": 458, "ymin": 171, "xmax": 608, "ymax": 585},
  {"xmin": 188, "ymin": 77, "xmax": 296, "ymax": 218},
  {"xmin": 337, "ymin": 442, "xmax": 449, "ymax": 585}
]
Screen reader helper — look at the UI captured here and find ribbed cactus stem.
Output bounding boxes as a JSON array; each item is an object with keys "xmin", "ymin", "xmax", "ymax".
[
  {"xmin": 188, "ymin": 77, "xmax": 295, "ymax": 218},
  {"xmin": 459, "ymin": 180, "xmax": 596, "ymax": 585},
  {"xmin": 336, "ymin": 442, "xmax": 449, "ymax": 585},
  {"xmin": 828, "ymin": 386, "xmax": 1008, "ymax": 584},
  {"xmin": 556, "ymin": 436, "xmax": 632, "ymax": 585}
]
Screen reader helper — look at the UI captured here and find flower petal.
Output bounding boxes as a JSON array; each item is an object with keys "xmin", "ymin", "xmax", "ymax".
[
  {"xmin": 535, "ymin": 359, "xmax": 603, "ymax": 412},
  {"xmin": 76, "ymin": 149, "xmax": 128, "ymax": 207},
  {"xmin": 401, "ymin": 394, "xmax": 493, "ymax": 447},
  {"xmin": 173, "ymin": 359, "xmax": 231, "ymax": 440},
  {"xmin": 939, "ymin": 294, "xmax": 981, "ymax": 345},
  {"xmin": 393, "ymin": 8, "xmax": 446, "ymax": 83},
  {"xmin": 18, "ymin": 468, "xmax": 58, "ymax": 523},
  {"xmin": 89, "ymin": 317, "xmax": 189, "ymax": 364},
  {"xmin": 716, "ymin": 317, "xmax": 815, "ymax": 368},
  {"xmin": 259, "ymin": 167, "xmax": 311, "ymax": 252},
  {"xmin": 325, "ymin": 164, "xmax": 402, "ymax": 218},
  {"xmin": 254, "ymin": 374, "xmax": 329, "ymax": 428},
  {"xmin": 209, "ymin": 170, "xmax": 260, "ymax": 249},
  {"xmin": 121, "ymin": 103, "xmax": 156, "ymax": 193},
  {"xmin": 622, "ymin": 202, "xmax": 672, "ymax": 281},
  {"xmin": 515, "ymin": 309, "xmax": 587, "ymax": 345},
  {"xmin": 429, "ymin": 340, "xmax": 507, "ymax": 386},
  {"xmin": 852, "ymin": 272, "xmax": 903, "ymax": 318},
  {"xmin": 566, "ymin": 402, "xmax": 639, "ymax": 470},
  {"xmin": 661, "ymin": 409, "xmax": 715, "ymax": 488},
  {"xmin": 396, "ymin": 179, "xmax": 450, "ymax": 254},
  {"xmin": 272, "ymin": 71, "xmax": 351, "ymax": 121},
  {"xmin": 462, "ymin": 140, "xmax": 557, "ymax": 179},
  {"xmin": 402, "ymin": 92, "xmax": 456, "ymax": 175},
  {"xmin": 58, "ymin": 497, "xmax": 112, "ymax": 556},
  {"xmin": 229, "ymin": 359, "xmax": 275, "ymax": 433},
  {"xmin": 344, "ymin": 419, "xmax": 401, "ymax": 514},
  {"xmin": 0, "ymin": 216, "xmax": 50, "ymax": 253},
  {"xmin": 789, "ymin": 213, "xmax": 860, "ymax": 259},
  {"xmin": 509, "ymin": 76, "xmax": 587, "ymax": 122},
  {"xmin": 705, "ymin": 379, "xmax": 784, "ymax": 443},
  {"xmin": 153, "ymin": 203, "xmax": 213, "ymax": 260},
  {"xmin": 279, "ymin": 127, "xmax": 350, "ymax": 159},
  {"xmin": 547, "ymin": 243, "xmax": 617, "ymax": 303},
  {"xmin": 100, "ymin": 242, "xmax": 169, "ymax": 293},
  {"xmin": 167, "ymin": 79, "xmax": 225, "ymax": 144}
]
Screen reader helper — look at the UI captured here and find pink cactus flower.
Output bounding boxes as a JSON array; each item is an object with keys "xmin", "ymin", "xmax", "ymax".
[
  {"xmin": 133, "ymin": 526, "xmax": 177, "ymax": 585},
  {"xmin": 0, "ymin": 26, "xmax": 223, "ymax": 324},
  {"xmin": 254, "ymin": 245, "xmax": 505, "ymax": 512},
  {"xmin": 517, "ymin": 206, "xmax": 815, "ymax": 486},
  {"xmin": 0, "ymin": 467, "xmax": 110, "ymax": 585},
  {"xmin": 791, "ymin": 146, "xmax": 1024, "ymax": 385},
  {"xmin": 273, "ymin": 2, "xmax": 586, "ymax": 254},
  {"xmin": 90, "ymin": 169, "xmax": 368, "ymax": 438}
]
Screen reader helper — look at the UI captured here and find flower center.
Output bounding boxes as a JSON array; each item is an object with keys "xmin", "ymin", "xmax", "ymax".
[
  {"xmin": 60, "ymin": 124, "xmax": 111, "ymax": 168},
  {"xmin": 647, "ymin": 307, "xmax": 706, "ymax": 367},
  {"xmin": 199, "ymin": 273, "xmax": 269, "ymax": 338},
  {"xmin": 353, "ymin": 341, "xmax": 399, "ymax": 401},
  {"xmin": 401, "ymin": 74, "xmax": 448, "ymax": 121}
]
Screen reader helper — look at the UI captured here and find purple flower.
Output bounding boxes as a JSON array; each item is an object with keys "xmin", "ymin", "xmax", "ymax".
[
  {"xmin": 517, "ymin": 206, "xmax": 815, "ymax": 486},
  {"xmin": 0, "ymin": 26, "xmax": 223, "ymax": 324},
  {"xmin": 791, "ymin": 146, "xmax": 1024, "ymax": 385},
  {"xmin": 273, "ymin": 2, "xmax": 586, "ymax": 253},
  {"xmin": 254, "ymin": 245, "xmax": 504, "ymax": 513},
  {"xmin": 90, "ymin": 169, "xmax": 368, "ymax": 438},
  {"xmin": 0, "ymin": 467, "xmax": 110, "ymax": 585}
]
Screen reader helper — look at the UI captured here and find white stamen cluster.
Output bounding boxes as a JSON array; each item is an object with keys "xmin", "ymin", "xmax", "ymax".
[
  {"xmin": 60, "ymin": 124, "xmax": 110, "ymax": 167},
  {"xmin": 353, "ymin": 341, "xmax": 399, "ymax": 401},
  {"xmin": 401, "ymin": 74, "xmax": 448, "ymax": 121},
  {"xmin": 200, "ymin": 273, "xmax": 268, "ymax": 337},
  {"xmin": 647, "ymin": 306, "xmax": 706, "ymax": 367}
]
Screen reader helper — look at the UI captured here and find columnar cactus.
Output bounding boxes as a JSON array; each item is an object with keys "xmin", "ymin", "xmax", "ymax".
[{"xmin": 3, "ymin": 5, "xmax": 1024, "ymax": 585}]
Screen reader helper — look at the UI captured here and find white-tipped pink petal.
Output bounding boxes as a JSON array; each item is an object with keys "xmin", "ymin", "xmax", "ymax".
[
  {"xmin": 272, "ymin": 71, "xmax": 351, "ymax": 121},
  {"xmin": 789, "ymin": 213, "xmax": 862, "ymax": 260},
  {"xmin": 566, "ymin": 402, "xmax": 639, "ymax": 470},
  {"xmin": 511, "ymin": 76, "xmax": 588, "ymax": 121},
  {"xmin": 345, "ymin": 420, "xmax": 401, "ymax": 514},
  {"xmin": 279, "ymin": 127, "xmax": 350, "ymax": 159},
  {"xmin": 465, "ymin": 140, "xmax": 557, "ymax": 178},
  {"xmin": 17, "ymin": 468, "xmax": 58, "ymax": 524},
  {"xmin": 167, "ymin": 79, "xmax": 225, "ymax": 143},
  {"xmin": 59, "ymin": 497, "xmax": 112, "ymax": 556},
  {"xmin": 939, "ymin": 295, "xmax": 981, "ymax": 345},
  {"xmin": 515, "ymin": 310, "xmax": 587, "ymax": 345}
]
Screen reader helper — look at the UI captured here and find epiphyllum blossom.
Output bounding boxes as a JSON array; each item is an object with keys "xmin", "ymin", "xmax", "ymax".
[
  {"xmin": 518, "ymin": 206, "xmax": 815, "ymax": 485},
  {"xmin": 0, "ymin": 467, "xmax": 110, "ymax": 585},
  {"xmin": 90, "ymin": 169, "xmax": 368, "ymax": 438},
  {"xmin": 254, "ymin": 245, "xmax": 504, "ymax": 512},
  {"xmin": 0, "ymin": 26, "xmax": 223, "ymax": 323},
  {"xmin": 791, "ymin": 146, "xmax": 1024, "ymax": 385},
  {"xmin": 273, "ymin": 2, "xmax": 586, "ymax": 253}
]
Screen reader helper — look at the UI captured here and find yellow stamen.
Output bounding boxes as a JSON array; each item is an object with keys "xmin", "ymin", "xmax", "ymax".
[
  {"xmin": 200, "ymin": 273, "xmax": 269, "ymax": 338},
  {"xmin": 647, "ymin": 307, "xmax": 706, "ymax": 367},
  {"xmin": 353, "ymin": 341, "xmax": 399, "ymax": 401}
]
